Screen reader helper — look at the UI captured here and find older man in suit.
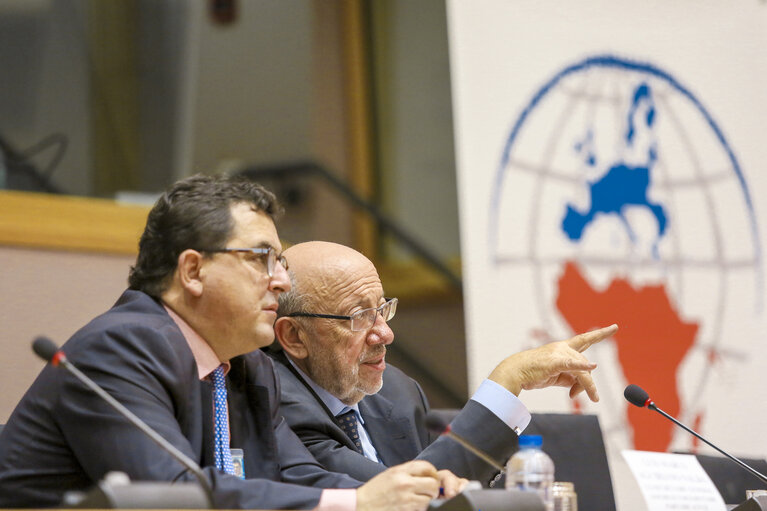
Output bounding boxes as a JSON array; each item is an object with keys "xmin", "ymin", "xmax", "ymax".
[
  {"xmin": 0, "ymin": 176, "xmax": 457, "ymax": 510},
  {"xmin": 271, "ymin": 241, "xmax": 617, "ymax": 484}
]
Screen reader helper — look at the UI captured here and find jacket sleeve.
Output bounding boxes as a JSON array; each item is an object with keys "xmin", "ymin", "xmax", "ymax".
[{"xmin": 415, "ymin": 399, "xmax": 518, "ymax": 484}]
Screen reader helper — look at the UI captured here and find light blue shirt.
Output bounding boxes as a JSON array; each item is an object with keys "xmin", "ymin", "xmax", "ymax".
[{"xmin": 288, "ymin": 357, "xmax": 531, "ymax": 463}]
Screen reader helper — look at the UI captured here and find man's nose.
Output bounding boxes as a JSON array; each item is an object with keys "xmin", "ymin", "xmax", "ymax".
[
  {"xmin": 367, "ymin": 312, "xmax": 394, "ymax": 345},
  {"xmin": 268, "ymin": 258, "xmax": 291, "ymax": 293}
]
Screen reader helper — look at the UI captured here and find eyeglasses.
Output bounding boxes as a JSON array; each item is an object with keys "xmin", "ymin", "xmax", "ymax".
[
  {"xmin": 198, "ymin": 247, "xmax": 288, "ymax": 277},
  {"xmin": 287, "ymin": 297, "xmax": 398, "ymax": 332}
]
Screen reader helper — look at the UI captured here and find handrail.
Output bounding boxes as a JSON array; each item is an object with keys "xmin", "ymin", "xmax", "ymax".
[{"xmin": 238, "ymin": 161, "xmax": 463, "ymax": 293}]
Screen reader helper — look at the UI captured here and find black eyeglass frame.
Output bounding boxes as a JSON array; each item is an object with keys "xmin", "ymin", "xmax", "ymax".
[
  {"xmin": 197, "ymin": 247, "xmax": 288, "ymax": 277},
  {"xmin": 286, "ymin": 297, "xmax": 398, "ymax": 332}
]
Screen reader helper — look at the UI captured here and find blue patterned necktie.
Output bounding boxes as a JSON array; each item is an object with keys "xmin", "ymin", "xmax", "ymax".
[
  {"xmin": 210, "ymin": 365, "xmax": 235, "ymax": 475},
  {"xmin": 335, "ymin": 409, "xmax": 364, "ymax": 454}
]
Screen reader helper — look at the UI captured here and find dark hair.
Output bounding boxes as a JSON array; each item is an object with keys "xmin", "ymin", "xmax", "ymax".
[{"xmin": 128, "ymin": 174, "xmax": 281, "ymax": 297}]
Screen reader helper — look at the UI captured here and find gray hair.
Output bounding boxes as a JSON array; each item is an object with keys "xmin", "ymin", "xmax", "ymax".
[
  {"xmin": 278, "ymin": 270, "xmax": 310, "ymax": 316},
  {"xmin": 277, "ymin": 270, "xmax": 319, "ymax": 337}
]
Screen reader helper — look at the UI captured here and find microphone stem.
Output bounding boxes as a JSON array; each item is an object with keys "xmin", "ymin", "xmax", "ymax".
[
  {"xmin": 445, "ymin": 431, "xmax": 505, "ymax": 472},
  {"xmin": 650, "ymin": 403, "xmax": 767, "ymax": 485},
  {"xmin": 61, "ymin": 359, "xmax": 215, "ymax": 504}
]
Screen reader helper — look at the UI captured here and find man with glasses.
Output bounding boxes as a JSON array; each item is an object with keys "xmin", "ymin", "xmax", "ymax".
[
  {"xmin": 270, "ymin": 241, "xmax": 617, "ymax": 484},
  {"xmin": 0, "ymin": 175, "xmax": 458, "ymax": 510}
]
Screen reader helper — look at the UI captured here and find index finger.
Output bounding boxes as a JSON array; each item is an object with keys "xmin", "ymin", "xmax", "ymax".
[{"xmin": 567, "ymin": 324, "xmax": 618, "ymax": 352}]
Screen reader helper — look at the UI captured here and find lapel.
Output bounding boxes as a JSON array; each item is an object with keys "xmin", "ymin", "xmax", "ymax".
[
  {"xmin": 278, "ymin": 351, "xmax": 361, "ymax": 453},
  {"xmin": 275, "ymin": 348, "xmax": 421, "ymax": 465},
  {"xmin": 359, "ymin": 393, "xmax": 422, "ymax": 467},
  {"xmin": 229, "ymin": 356, "xmax": 280, "ymax": 480}
]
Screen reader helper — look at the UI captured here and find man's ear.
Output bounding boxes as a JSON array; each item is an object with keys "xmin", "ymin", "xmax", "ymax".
[
  {"xmin": 177, "ymin": 249, "xmax": 205, "ymax": 297},
  {"xmin": 274, "ymin": 317, "xmax": 309, "ymax": 360}
]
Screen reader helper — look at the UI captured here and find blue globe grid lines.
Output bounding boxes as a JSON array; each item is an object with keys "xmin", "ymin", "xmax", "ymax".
[{"xmin": 488, "ymin": 54, "xmax": 761, "ymax": 281}]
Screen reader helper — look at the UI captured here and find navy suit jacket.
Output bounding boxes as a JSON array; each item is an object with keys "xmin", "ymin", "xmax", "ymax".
[
  {"xmin": 0, "ymin": 290, "xmax": 359, "ymax": 509},
  {"xmin": 269, "ymin": 349, "xmax": 519, "ymax": 484}
]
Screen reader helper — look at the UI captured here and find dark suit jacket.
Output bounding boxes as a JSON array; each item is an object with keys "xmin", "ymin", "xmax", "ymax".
[
  {"xmin": 269, "ymin": 349, "xmax": 519, "ymax": 484},
  {"xmin": 0, "ymin": 290, "xmax": 359, "ymax": 509}
]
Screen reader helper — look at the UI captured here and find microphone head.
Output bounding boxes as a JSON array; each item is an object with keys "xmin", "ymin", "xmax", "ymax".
[
  {"xmin": 624, "ymin": 384, "xmax": 650, "ymax": 407},
  {"xmin": 32, "ymin": 336, "xmax": 61, "ymax": 363},
  {"xmin": 424, "ymin": 411, "xmax": 450, "ymax": 433}
]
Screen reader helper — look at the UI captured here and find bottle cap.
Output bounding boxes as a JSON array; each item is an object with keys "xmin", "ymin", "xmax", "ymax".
[{"xmin": 518, "ymin": 434, "xmax": 543, "ymax": 448}]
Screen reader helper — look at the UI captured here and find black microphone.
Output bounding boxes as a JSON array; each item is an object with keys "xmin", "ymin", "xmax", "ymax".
[
  {"xmin": 624, "ymin": 383, "xmax": 767, "ymax": 486},
  {"xmin": 425, "ymin": 411, "xmax": 505, "ymax": 472},
  {"xmin": 32, "ymin": 336, "xmax": 215, "ymax": 507}
]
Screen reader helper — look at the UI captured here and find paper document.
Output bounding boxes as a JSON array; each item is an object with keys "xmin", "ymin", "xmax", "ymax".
[{"xmin": 622, "ymin": 450, "xmax": 726, "ymax": 511}]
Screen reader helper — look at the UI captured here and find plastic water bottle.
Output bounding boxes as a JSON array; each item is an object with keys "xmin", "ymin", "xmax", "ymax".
[{"xmin": 505, "ymin": 435, "xmax": 555, "ymax": 510}]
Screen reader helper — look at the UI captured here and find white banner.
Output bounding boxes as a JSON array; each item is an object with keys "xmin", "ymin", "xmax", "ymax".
[{"xmin": 447, "ymin": 1, "xmax": 767, "ymax": 509}]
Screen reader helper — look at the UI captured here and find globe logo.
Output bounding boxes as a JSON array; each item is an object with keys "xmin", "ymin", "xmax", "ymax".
[{"xmin": 489, "ymin": 55, "xmax": 761, "ymax": 452}]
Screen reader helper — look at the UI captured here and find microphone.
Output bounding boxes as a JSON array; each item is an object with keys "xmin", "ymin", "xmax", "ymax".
[
  {"xmin": 624, "ymin": 383, "xmax": 767, "ymax": 485},
  {"xmin": 425, "ymin": 411, "xmax": 505, "ymax": 472},
  {"xmin": 32, "ymin": 336, "xmax": 215, "ymax": 507}
]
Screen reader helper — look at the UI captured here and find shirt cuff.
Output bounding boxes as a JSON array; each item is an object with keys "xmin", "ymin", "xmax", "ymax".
[
  {"xmin": 470, "ymin": 379, "xmax": 531, "ymax": 435},
  {"xmin": 314, "ymin": 489, "xmax": 357, "ymax": 511}
]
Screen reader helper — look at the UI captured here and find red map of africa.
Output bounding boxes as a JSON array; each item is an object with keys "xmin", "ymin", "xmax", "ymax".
[{"xmin": 555, "ymin": 260, "xmax": 699, "ymax": 451}]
